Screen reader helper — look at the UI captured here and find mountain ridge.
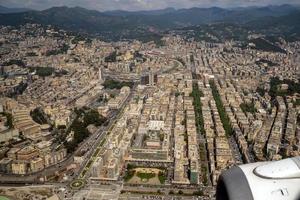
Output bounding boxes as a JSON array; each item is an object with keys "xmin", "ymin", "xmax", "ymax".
[
  {"xmin": 0, "ymin": 5, "xmax": 32, "ymax": 13},
  {"xmin": 0, "ymin": 5, "xmax": 299, "ymax": 41}
]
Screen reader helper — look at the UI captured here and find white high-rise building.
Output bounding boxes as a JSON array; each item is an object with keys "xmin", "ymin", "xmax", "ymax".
[{"xmin": 99, "ymin": 67, "xmax": 104, "ymax": 83}]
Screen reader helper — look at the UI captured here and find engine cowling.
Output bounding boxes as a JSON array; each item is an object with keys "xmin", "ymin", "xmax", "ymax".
[{"xmin": 216, "ymin": 157, "xmax": 300, "ymax": 200}]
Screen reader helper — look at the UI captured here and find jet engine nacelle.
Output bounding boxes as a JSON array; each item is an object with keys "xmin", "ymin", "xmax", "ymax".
[{"xmin": 216, "ymin": 156, "xmax": 300, "ymax": 200}]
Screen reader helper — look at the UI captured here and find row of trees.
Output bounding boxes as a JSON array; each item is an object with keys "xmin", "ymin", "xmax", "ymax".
[
  {"xmin": 190, "ymin": 83, "xmax": 205, "ymax": 135},
  {"xmin": 210, "ymin": 80, "xmax": 233, "ymax": 136},
  {"xmin": 190, "ymin": 82, "xmax": 209, "ymax": 186},
  {"xmin": 169, "ymin": 189, "xmax": 204, "ymax": 196}
]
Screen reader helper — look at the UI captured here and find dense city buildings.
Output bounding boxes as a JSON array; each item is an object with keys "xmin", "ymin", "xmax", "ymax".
[{"xmin": 0, "ymin": 20, "xmax": 299, "ymax": 200}]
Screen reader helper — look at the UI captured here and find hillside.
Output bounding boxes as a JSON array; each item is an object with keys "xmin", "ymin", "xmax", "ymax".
[{"xmin": 0, "ymin": 5, "xmax": 299, "ymax": 41}]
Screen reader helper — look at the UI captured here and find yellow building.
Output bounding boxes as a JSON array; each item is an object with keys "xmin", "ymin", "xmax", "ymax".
[
  {"xmin": 11, "ymin": 160, "xmax": 27, "ymax": 174},
  {"xmin": 30, "ymin": 157, "xmax": 45, "ymax": 172}
]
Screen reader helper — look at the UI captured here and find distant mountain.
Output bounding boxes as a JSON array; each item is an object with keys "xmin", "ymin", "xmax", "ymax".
[
  {"xmin": 247, "ymin": 10, "xmax": 300, "ymax": 28},
  {"xmin": 0, "ymin": 5, "xmax": 31, "ymax": 13},
  {"xmin": 0, "ymin": 5, "xmax": 299, "ymax": 41},
  {"xmin": 246, "ymin": 10, "xmax": 300, "ymax": 37},
  {"xmin": 230, "ymin": 4, "xmax": 299, "ymax": 16},
  {"xmin": 104, "ymin": 7, "xmax": 176, "ymax": 16}
]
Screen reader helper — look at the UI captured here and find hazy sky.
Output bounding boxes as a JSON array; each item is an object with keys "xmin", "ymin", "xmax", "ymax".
[{"xmin": 0, "ymin": 0, "xmax": 299, "ymax": 11}]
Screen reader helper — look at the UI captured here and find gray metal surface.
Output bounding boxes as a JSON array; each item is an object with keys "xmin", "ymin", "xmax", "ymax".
[{"xmin": 216, "ymin": 166, "xmax": 254, "ymax": 200}]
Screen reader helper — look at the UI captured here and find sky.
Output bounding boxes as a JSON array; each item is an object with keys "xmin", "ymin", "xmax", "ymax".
[{"xmin": 0, "ymin": 0, "xmax": 299, "ymax": 11}]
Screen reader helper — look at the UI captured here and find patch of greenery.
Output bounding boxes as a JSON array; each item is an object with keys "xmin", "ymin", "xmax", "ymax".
[
  {"xmin": 83, "ymin": 109, "xmax": 107, "ymax": 127},
  {"xmin": 45, "ymin": 44, "xmax": 69, "ymax": 56},
  {"xmin": 2, "ymin": 59, "xmax": 25, "ymax": 67},
  {"xmin": 240, "ymin": 102, "xmax": 257, "ymax": 114},
  {"xmin": 178, "ymin": 190, "xmax": 184, "ymax": 195},
  {"xmin": 55, "ymin": 69, "xmax": 68, "ymax": 76},
  {"xmin": 154, "ymin": 38, "xmax": 165, "ymax": 47},
  {"xmin": 158, "ymin": 171, "xmax": 167, "ymax": 184},
  {"xmin": 249, "ymin": 38, "xmax": 286, "ymax": 54},
  {"xmin": 127, "ymin": 164, "xmax": 136, "ymax": 170},
  {"xmin": 26, "ymin": 52, "xmax": 38, "ymax": 57},
  {"xmin": 74, "ymin": 107, "xmax": 85, "ymax": 116},
  {"xmin": 175, "ymin": 57, "xmax": 186, "ymax": 67},
  {"xmin": 256, "ymin": 87, "xmax": 265, "ymax": 96},
  {"xmin": 71, "ymin": 35, "xmax": 91, "ymax": 44},
  {"xmin": 65, "ymin": 109, "xmax": 106, "ymax": 153},
  {"xmin": 293, "ymin": 99, "xmax": 300, "ymax": 107},
  {"xmin": 124, "ymin": 170, "xmax": 135, "ymax": 182},
  {"xmin": 97, "ymin": 95, "xmax": 108, "ymax": 103},
  {"xmin": 200, "ymin": 158, "xmax": 208, "ymax": 186},
  {"xmin": 179, "ymin": 23, "xmax": 249, "ymax": 43},
  {"xmin": 193, "ymin": 190, "xmax": 204, "ymax": 196},
  {"xmin": 104, "ymin": 51, "xmax": 117, "ymax": 62},
  {"xmin": 30, "ymin": 108, "xmax": 48, "ymax": 124},
  {"xmin": 125, "ymin": 32, "xmax": 164, "ymax": 47},
  {"xmin": 255, "ymin": 59, "xmax": 278, "ymax": 67},
  {"xmin": 30, "ymin": 67, "xmax": 54, "ymax": 77},
  {"xmin": 175, "ymin": 91, "xmax": 181, "ymax": 97},
  {"xmin": 1, "ymin": 112, "xmax": 13, "ymax": 128},
  {"xmin": 70, "ymin": 179, "xmax": 85, "ymax": 189},
  {"xmin": 103, "ymin": 79, "xmax": 133, "ymax": 89},
  {"xmin": 269, "ymin": 77, "xmax": 300, "ymax": 98},
  {"xmin": 72, "ymin": 119, "xmax": 89, "ymax": 143},
  {"xmin": 136, "ymin": 172, "xmax": 156, "ymax": 180},
  {"xmin": 199, "ymin": 143, "xmax": 206, "ymax": 162}
]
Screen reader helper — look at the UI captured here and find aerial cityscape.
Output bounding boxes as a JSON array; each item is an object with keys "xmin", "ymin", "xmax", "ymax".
[{"xmin": 0, "ymin": 1, "xmax": 300, "ymax": 200}]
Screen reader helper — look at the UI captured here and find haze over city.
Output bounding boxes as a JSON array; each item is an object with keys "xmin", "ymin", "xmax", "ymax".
[{"xmin": 1, "ymin": 0, "xmax": 300, "ymax": 11}]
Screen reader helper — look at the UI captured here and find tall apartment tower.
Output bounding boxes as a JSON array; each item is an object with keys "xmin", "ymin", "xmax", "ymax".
[
  {"xmin": 99, "ymin": 67, "xmax": 104, "ymax": 83},
  {"xmin": 149, "ymin": 71, "xmax": 154, "ymax": 86}
]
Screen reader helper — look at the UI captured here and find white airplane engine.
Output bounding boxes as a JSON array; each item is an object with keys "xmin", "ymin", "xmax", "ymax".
[{"xmin": 216, "ymin": 157, "xmax": 300, "ymax": 200}]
